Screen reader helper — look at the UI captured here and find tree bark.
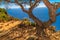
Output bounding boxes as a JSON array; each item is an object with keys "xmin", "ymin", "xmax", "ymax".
[
  {"xmin": 27, "ymin": 12, "xmax": 45, "ymax": 37},
  {"xmin": 43, "ymin": 0, "xmax": 57, "ymax": 27}
]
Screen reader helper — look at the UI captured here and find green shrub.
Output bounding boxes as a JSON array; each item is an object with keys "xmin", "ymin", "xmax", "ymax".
[
  {"xmin": 0, "ymin": 8, "xmax": 13, "ymax": 22},
  {"xmin": 31, "ymin": 22, "xmax": 36, "ymax": 26}
]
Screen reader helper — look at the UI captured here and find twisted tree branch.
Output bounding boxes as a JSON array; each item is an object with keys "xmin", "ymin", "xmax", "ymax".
[
  {"xmin": 15, "ymin": 0, "xmax": 28, "ymax": 13},
  {"xmin": 43, "ymin": 0, "xmax": 56, "ymax": 26},
  {"xmin": 29, "ymin": 0, "xmax": 41, "ymax": 11}
]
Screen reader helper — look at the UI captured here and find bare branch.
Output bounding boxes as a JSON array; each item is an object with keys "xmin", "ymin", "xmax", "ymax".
[
  {"xmin": 43, "ymin": 0, "xmax": 53, "ymax": 9},
  {"xmin": 43, "ymin": 0, "xmax": 57, "ymax": 26},
  {"xmin": 45, "ymin": 10, "xmax": 56, "ymax": 26},
  {"xmin": 30, "ymin": 0, "xmax": 32, "ymax": 6},
  {"xmin": 29, "ymin": 0, "xmax": 40, "ymax": 11},
  {"xmin": 44, "ymin": 12, "xmax": 60, "ymax": 27},
  {"xmin": 43, "ymin": 0, "xmax": 60, "ymax": 25},
  {"xmin": 5, "ymin": 0, "xmax": 10, "ymax": 2},
  {"xmin": 5, "ymin": 0, "xmax": 28, "ymax": 13},
  {"xmin": 56, "ymin": 3, "xmax": 60, "ymax": 9},
  {"xmin": 28, "ymin": 12, "xmax": 43, "ymax": 27},
  {"xmin": 15, "ymin": 0, "xmax": 28, "ymax": 13},
  {"xmin": 47, "ymin": 3, "xmax": 60, "ymax": 25}
]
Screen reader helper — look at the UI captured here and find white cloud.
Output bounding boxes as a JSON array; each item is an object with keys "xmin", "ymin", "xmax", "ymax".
[
  {"xmin": 0, "ymin": 2, "xmax": 46, "ymax": 9},
  {"xmin": 8, "ymin": 5, "xmax": 20, "ymax": 9},
  {"xmin": 22, "ymin": 4, "xmax": 30, "ymax": 8},
  {"xmin": 37, "ymin": 4, "xmax": 46, "ymax": 8},
  {"xmin": 7, "ymin": 4, "xmax": 30, "ymax": 9},
  {"xmin": 36, "ymin": 2, "xmax": 46, "ymax": 8},
  {"xmin": 7, "ymin": 3, "xmax": 20, "ymax": 9},
  {"xmin": 7, "ymin": 2, "xmax": 46, "ymax": 9}
]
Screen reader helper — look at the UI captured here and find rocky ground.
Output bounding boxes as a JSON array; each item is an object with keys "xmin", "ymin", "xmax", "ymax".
[{"xmin": 0, "ymin": 24, "xmax": 60, "ymax": 40}]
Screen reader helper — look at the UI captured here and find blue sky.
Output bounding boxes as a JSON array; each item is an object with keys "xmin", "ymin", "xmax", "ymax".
[
  {"xmin": 50, "ymin": 0, "xmax": 60, "ymax": 2},
  {"xmin": 0, "ymin": 0, "xmax": 60, "ymax": 9},
  {"xmin": 10, "ymin": 0, "xmax": 60, "ymax": 2}
]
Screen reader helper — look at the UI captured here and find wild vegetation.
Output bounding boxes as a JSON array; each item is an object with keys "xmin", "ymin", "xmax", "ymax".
[
  {"xmin": 0, "ymin": 8, "xmax": 10, "ymax": 22},
  {"xmin": 0, "ymin": 8, "xmax": 19, "ymax": 22}
]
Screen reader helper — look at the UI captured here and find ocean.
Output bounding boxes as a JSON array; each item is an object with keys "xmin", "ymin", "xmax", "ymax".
[{"xmin": 7, "ymin": 7, "xmax": 60, "ymax": 31}]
